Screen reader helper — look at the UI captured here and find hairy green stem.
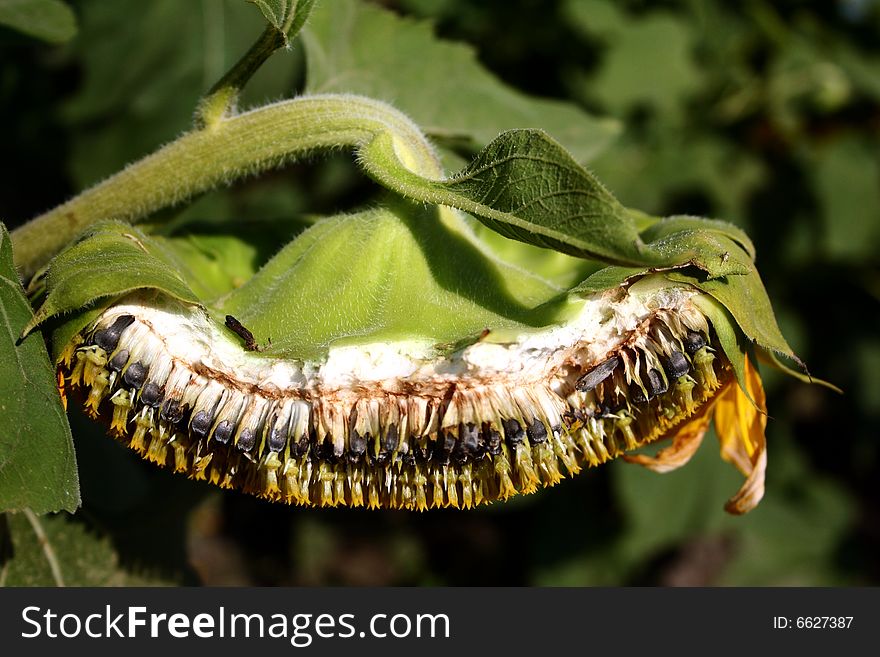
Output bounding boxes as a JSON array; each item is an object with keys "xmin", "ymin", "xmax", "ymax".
[{"xmin": 12, "ymin": 94, "xmax": 444, "ymax": 279}]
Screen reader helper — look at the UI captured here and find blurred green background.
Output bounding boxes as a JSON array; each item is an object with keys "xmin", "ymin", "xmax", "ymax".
[{"xmin": 1, "ymin": 0, "xmax": 878, "ymax": 585}]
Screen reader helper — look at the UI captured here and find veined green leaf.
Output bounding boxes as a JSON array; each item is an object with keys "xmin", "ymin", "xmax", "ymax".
[
  {"xmin": 364, "ymin": 129, "xmax": 756, "ymax": 277},
  {"xmin": 362, "ymin": 129, "xmax": 646, "ymax": 265},
  {"xmin": 24, "ymin": 221, "xmax": 201, "ymax": 337},
  {"xmin": 0, "ymin": 0, "xmax": 76, "ymax": 43},
  {"xmin": 0, "ymin": 224, "xmax": 79, "ymax": 514},
  {"xmin": 637, "ymin": 227, "xmax": 752, "ymax": 278},
  {"xmin": 248, "ymin": 0, "xmax": 288, "ymax": 30},
  {"xmin": 303, "ymin": 0, "xmax": 619, "ymax": 163},
  {"xmin": 437, "ymin": 130, "xmax": 645, "ymax": 263}
]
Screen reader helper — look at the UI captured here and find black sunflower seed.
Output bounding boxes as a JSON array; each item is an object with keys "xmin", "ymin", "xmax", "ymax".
[
  {"xmin": 268, "ymin": 421, "xmax": 288, "ymax": 452},
  {"xmin": 502, "ymin": 418, "xmax": 525, "ymax": 446},
  {"xmin": 646, "ymin": 368, "xmax": 668, "ymax": 397},
  {"xmin": 382, "ymin": 423, "xmax": 399, "ymax": 454},
  {"xmin": 160, "ymin": 399, "xmax": 185, "ymax": 425},
  {"xmin": 348, "ymin": 430, "xmax": 366, "ymax": 462},
  {"xmin": 140, "ymin": 382, "xmax": 163, "ymax": 407},
  {"xmin": 191, "ymin": 410, "xmax": 212, "ymax": 438},
  {"xmin": 526, "ymin": 418, "xmax": 548, "ymax": 444},
  {"xmin": 485, "ymin": 426, "xmax": 503, "ymax": 455},
  {"xmin": 576, "ymin": 356, "xmax": 620, "ymax": 392},
  {"xmin": 108, "ymin": 349, "xmax": 129, "ymax": 372},
  {"xmin": 312, "ymin": 435, "xmax": 336, "ymax": 462},
  {"xmin": 439, "ymin": 429, "xmax": 457, "ymax": 463},
  {"xmin": 684, "ymin": 331, "xmax": 707, "ymax": 355},
  {"xmin": 665, "ymin": 350, "xmax": 690, "ymax": 379},
  {"xmin": 213, "ymin": 420, "xmax": 234, "ymax": 445},
  {"xmin": 93, "ymin": 315, "xmax": 135, "ymax": 352},
  {"xmin": 123, "ymin": 362, "xmax": 147, "ymax": 389},
  {"xmin": 237, "ymin": 428, "xmax": 256, "ymax": 452},
  {"xmin": 290, "ymin": 432, "xmax": 309, "ymax": 458},
  {"xmin": 454, "ymin": 423, "xmax": 480, "ymax": 463}
]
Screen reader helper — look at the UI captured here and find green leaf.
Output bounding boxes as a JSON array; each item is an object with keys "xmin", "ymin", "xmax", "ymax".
[
  {"xmin": 363, "ymin": 130, "xmax": 756, "ymax": 277},
  {"xmin": 363, "ymin": 129, "xmax": 647, "ymax": 265},
  {"xmin": 249, "ymin": 0, "xmax": 287, "ymax": 30},
  {"xmin": 636, "ymin": 218, "xmax": 755, "ymax": 279},
  {"xmin": 640, "ymin": 215, "xmax": 755, "ymax": 261},
  {"xmin": 248, "ymin": 0, "xmax": 316, "ymax": 39},
  {"xmin": 25, "ymin": 222, "xmax": 201, "ymax": 336},
  {"xmin": 0, "ymin": 224, "xmax": 79, "ymax": 514},
  {"xmin": 436, "ymin": 130, "xmax": 645, "ymax": 262},
  {"xmin": 0, "ymin": 511, "xmax": 171, "ymax": 586},
  {"xmin": 303, "ymin": 0, "xmax": 619, "ymax": 163},
  {"xmin": 0, "ymin": 0, "xmax": 76, "ymax": 43}
]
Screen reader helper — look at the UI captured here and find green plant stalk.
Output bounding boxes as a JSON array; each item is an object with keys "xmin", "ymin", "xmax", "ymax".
[
  {"xmin": 196, "ymin": 0, "xmax": 319, "ymax": 127},
  {"xmin": 11, "ymin": 94, "xmax": 445, "ymax": 279},
  {"xmin": 194, "ymin": 24, "xmax": 287, "ymax": 128}
]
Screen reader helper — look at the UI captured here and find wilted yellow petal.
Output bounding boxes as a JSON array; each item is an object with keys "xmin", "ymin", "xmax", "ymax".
[
  {"xmin": 724, "ymin": 447, "xmax": 767, "ymax": 515},
  {"xmin": 623, "ymin": 400, "xmax": 714, "ymax": 473},
  {"xmin": 713, "ymin": 357, "xmax": 768, "ymax": 514}
]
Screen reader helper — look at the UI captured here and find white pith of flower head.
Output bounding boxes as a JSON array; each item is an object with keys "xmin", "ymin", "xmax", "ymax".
[{"xmin": 95, "ymin": 278, "xmax": 707, "ymax": 395}]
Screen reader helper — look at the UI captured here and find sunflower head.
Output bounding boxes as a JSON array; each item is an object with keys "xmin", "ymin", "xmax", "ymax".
[
  {"xmin": 29, "ymin": 113, "xmax": 819, "ymax": 515},
  {"xmin": 42, "ymin": 211, "xmax": 819, "ymax": 514}
]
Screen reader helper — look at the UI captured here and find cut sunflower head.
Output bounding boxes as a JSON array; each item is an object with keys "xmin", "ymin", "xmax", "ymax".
[{"xmin": 29, "ymin": 119, "xmax": 812, "ymax": 515}]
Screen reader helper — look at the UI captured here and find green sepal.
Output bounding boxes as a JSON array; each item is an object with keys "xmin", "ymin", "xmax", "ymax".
[
  {"xmin": 690, "ymin": 291, "xmax": 756, "ymax": 407},
  {"xmin": 49, "ymin": 306, "xmax": 103, "ymax": 364},
  {"xmin": 756, "ymin": 347, "xmax": 842, "ymax": 394},
  {"xmin": 665, "ymin": 266, "xmax": 801, "ymax": 368},
  {"xmin": 567, "ymin": 215, "xmax": 757, "ymax": 298},
  {"xmin": 24, "ymin": 221, "xmax": 202, "ymax": 338},
  {"xmin": 569, "ymin": 265, "xmax": 651, "ymax": 297},
  {"xmin": 640, "ymin": 215, "xmax": 756, "ymax": 261}
]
